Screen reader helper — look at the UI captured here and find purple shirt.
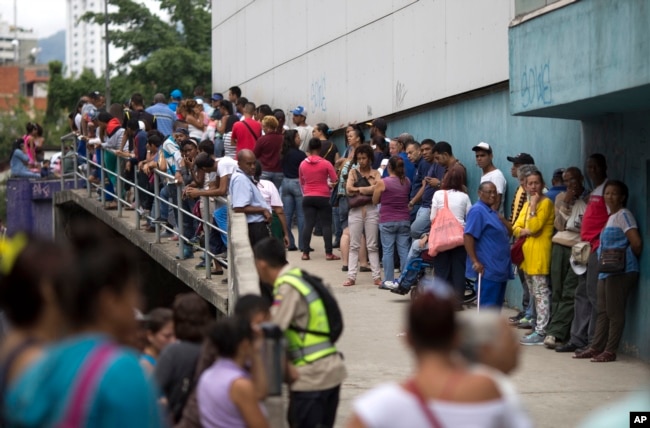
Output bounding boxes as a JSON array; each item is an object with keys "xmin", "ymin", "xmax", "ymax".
[
  {"xmin": 379, "ymin": 176, "xmax": 411, "ymax": 223},
  {"xmin": 197, "ymin": 358, "xmax": 265, "ymax": 428}
]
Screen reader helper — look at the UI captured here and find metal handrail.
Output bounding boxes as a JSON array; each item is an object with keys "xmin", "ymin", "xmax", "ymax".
[{"xmin": 63, "ymin": 138, "xmax": 228, "ymax": 281}]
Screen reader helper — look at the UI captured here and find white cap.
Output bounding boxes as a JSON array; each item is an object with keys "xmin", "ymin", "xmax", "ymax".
[
  {"xmin": 570, "ymin": 255, "xmax": 587, "ymax": 275},
  {"xmin": 472, "ymin": 142, "xmax": 492, "ymax": 153}
]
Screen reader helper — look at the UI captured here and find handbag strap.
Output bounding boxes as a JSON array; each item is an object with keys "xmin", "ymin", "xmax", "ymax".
[
  {"xmin": 443, "ymin": 190, "xmax": 449, "ymax": 208},
  {"xmin": 322, "ymin": 141, "xmax": 334, "ymax": 159},
  {"xmin": 402, "ymin": 379, "xmax": 444, "ymax": 428},
  {"xmin": 242, "ymin": 120, "xmax": 259, "ymax": 141},
  {"xmin": 58, "ymin": 343, "xmax": 117, "ymax": 427}
]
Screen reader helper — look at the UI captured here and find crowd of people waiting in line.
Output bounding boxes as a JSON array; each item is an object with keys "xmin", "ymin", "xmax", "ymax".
[
  {"xmin": 30, "ymin": 85, "xmax": 643, "ymax": 361},
  {"xmin": 0, "ymin": 79, "xmax": 642, "ymax": 426}
]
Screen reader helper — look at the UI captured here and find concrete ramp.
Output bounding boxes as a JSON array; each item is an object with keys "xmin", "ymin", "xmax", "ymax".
[{"xmin": 54, "ymin": 189, "xmax": 229, "ymax": 314}]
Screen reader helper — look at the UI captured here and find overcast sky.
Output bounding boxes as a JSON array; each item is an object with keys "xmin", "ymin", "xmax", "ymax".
[{"xmin": 0, "ymin": 0, "xmax": 167, "ymax": 39}]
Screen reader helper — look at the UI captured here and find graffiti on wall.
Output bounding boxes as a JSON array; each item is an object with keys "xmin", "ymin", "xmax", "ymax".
[
  {"xmin": 395, "ymin": 80, "xmax": 408, "ymax": 110},
  {"xmin": 520, "ymin": 62, "xmax": 552, "ymax": 109},
  {"xmin": 32, "ymin": 182, "xmax": 51, "ymax": 199},
  {"xmin": 310, "ymin": 75, "xmax": 327, "ymax": 113}
]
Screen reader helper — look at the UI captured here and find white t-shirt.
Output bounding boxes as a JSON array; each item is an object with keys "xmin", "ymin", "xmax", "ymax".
[
  {"xmin": 481, "ymin": 169, "xmax": 507, "ymax": 215},
  {"xmin": 430, "ymin": 190, "xmax": 472, "ymax": 226},
  {"xmin": 213, "ymin": 156, "xmax": 238, "ymax": 208},
  {"xmin": 297, "ymin": 125, "xmax": 314, "ymax": 152},
  {"xmin": 353, "ymin": 382, "xmax": 531, "ymax": 428},
  {"xmin": 256, "ymin": 179, "xmax": 283, "ymax": 208}
]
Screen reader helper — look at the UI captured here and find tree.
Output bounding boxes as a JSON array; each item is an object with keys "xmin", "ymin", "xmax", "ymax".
[{"xmin": 80, "ymin": 0, "xmax": 211, "ymax": 70}]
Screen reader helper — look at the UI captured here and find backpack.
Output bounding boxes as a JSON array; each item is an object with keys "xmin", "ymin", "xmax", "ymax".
[{"xmin": 289, "ymin": 270, "xmax": 344, "ymax": 343}]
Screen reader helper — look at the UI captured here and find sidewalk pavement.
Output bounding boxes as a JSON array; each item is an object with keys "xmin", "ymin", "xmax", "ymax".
[{"xmin": 286, "ymin": 243, "xmax": 649, "ymax": 428}]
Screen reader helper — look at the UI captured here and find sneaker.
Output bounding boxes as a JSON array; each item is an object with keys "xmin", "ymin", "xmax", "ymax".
[
  {"xmin": 543, "ymin": 335, "xmax": 557, "ymax": 349},
  {"xmin": 150, "ymin": 217, "xmax": 167, "ymax": 224},
  {"xmin": 508, "ymin": 312, "xmax": 525, "ymax": 325},
  {"xmin": 520, "ymin": 332, "xmax": 545, "ymax": 346},
  {"xmin": 517, "ymin": 317, "xmax": 533, "ymax": 329},
  {"xmin": 378, "ymin": 280, "xmax": 398, "ymax": 290}
]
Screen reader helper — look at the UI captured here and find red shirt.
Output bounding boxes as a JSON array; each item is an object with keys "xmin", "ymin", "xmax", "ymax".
[
  {"xmin": 581, "ymin": 184, "xmax": 609, "ymax": 251},
  {"xmin": 299, "ymin": 155, "xmax": 338, "ymax": 198},
  {"xmin": 231, "ymin": 118, "xmax": 262, "ymax": 155},
  {"xmin": 253, "ymin": 132, "xmax": 283, "ymax": 172}
]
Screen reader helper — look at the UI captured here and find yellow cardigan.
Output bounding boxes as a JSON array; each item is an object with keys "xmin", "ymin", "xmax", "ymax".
[{"xmin": 513, "ymin": 198, "xmax": 555, "ymax": 275}]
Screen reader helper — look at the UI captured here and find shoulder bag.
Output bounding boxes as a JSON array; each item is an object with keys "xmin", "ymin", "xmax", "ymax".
[
  {"xmin": 510, "ymin": 206, "xmax": 528, "ymax": 266},
  {"xmin": 599, "ymin": 248, "xmax": 626, "ymax": 273},
  {"xmin": 348, "ymin": 169, "xmax": 373, "ymax": 208},
  {"xmin": 428, "ymin": 191, "xmax": 465, "ymax": 257}
]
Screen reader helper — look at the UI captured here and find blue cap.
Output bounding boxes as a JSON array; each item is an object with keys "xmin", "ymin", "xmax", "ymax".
[
  {"xmin": 291, "ymin": 105, "xmax": 307, "ymax": 117},
  {"xmin": 170, "ymin": 89, "xmax": 183, "ymax": 100},
  {"xmin": 211, "ymin": 92, "xmax": 223, "ymax": 101}
]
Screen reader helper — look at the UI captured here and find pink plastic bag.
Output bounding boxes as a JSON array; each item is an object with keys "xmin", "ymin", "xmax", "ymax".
[{"xmin": 428, "ymin": 191, "xmax": 465, "ymax": 257}]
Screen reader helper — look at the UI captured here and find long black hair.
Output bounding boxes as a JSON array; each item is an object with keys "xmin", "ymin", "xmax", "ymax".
[{"xmin": 281, "ymin": 129, "xmax": 299, "ymax": 157}]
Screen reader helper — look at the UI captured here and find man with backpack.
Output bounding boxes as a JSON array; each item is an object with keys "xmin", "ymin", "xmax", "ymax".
[{"xmin": 253, "ymin": 237, "xmax": 347, "ymax": 428}]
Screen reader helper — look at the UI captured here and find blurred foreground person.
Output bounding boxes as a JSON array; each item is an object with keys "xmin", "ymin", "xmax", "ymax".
[
  {"xmin": 0, "ymin": 235, "xmax": 75, "ymax": 424},
  {"xmin": 176, "ymin": 295, "xmax": 270, "ymax": 428},
  {"xmin": 3, "ymin": 236, "xmax": 165, "ymax": 427},
  {"xmin": 140, "ymin": 308, "xmax": 175, "ymax": 374},
  {"xmin": 347, "ymin": 282, "xmax": 528, "ymax": 428},
  {"xmin": 197, "ymin": 317, "xmax": 269, "ymax": 428},
  {"xmin": 456, "ymin": 310, "xmax": 532, "ymax": 427},
  {"xmin": 155, "ymin": 293, "xmax": 212, "ymax": 424}
]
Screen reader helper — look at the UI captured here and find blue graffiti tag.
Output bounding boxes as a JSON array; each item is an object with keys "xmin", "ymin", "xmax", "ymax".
[
  {"xmin": 520, "ymin": 62, "xmax": 552, "ymax": 109},
  {"xmin": 310, "ymin": 76, "xmax": 327, "ymax": 113}
]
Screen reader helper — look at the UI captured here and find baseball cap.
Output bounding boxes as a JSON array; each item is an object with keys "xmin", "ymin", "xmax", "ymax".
[
  {"xmin": 174, "ymin": 127, "xmax": 190, "ymax": 136},
  {"xmin": 367, "ymin": 118, "xmax": 387, "ymax": 133},
  {"xmin": 291, "ymin": 106, "xmax": 307, "ymax": 117},
  {"xmin": 507, "ymin": 153, "xmax": 535, "ymax": 165},
  {"xmin": 552, "ymin": 168, "xmax": 566, "ymax": 180},
  {"xmin": 170, "ymin": 89, "xmax": 183, "ymax": 100},
  {"xmin": 211, "ymin": 92, "xmax": 223, "ymax": 101},
  {"xmin": 472, "ymin": 142, "xmax": 492, "ymax": 154}
]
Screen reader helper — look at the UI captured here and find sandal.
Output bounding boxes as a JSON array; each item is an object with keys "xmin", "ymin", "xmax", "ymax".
[
  {"xmin": 591, "ymin": 351, "xmax": 616, "ymax": 363},
  {"xmin": 103, "ymin": 201, "xmax": 118, "ymax": 210},
  {"xmin": 342, "ymin": 278, "xmax": 355, "ymax": 287},
  {"xmin": 573, "ymin": 348, "xmax": 600, "ymax": 359},
  {"xmin": 301, "ymin": 253, "xmax": 310, "ymax": 260},
  {"xmin": 373, "ymin": 278, "xmax": 383, "ymax": 286},
  {"xmin": 325, "ymin": 253, "xmax": 341, "ymax": 261}
]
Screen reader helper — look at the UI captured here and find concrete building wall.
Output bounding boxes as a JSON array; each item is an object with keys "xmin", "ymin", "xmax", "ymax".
[
  {"xmin": 510, "ymin": 0, "xmax": 650, "ymax": 119},
  {"xmin": 212, "ymin": 0, "xmax": 514, "ymax": 127}
]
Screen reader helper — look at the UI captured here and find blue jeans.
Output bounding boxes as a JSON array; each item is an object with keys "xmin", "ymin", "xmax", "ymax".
[
  {"xmin": 159, "ymin": 183, "xmax": 179, "ymax": 226},
  {"xmin": 214, "ymin": 137, "xmax": 224, "ymax": 157},
  {"xmin": 395, "ymin": 239, "xmax": 429, "ymax": 290},
  {"xmin": 261, "ymin": 171, "xmax": 284, "ymax": 191},
  {"xmin": 379, "ymin": 221, "xmax": 411, "ymax": 282},
  {"xmin": 281, "ymin": 178, "xmax": 304, "ymax": 250},
  {"xmin": 410, "ymin": 207, "xmax": 431, "ymax": 239}
]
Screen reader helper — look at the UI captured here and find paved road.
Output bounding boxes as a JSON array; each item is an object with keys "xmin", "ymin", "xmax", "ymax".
[{"xmin": 286, "ymin": 243, "xmax": 649, "ymax": 428}]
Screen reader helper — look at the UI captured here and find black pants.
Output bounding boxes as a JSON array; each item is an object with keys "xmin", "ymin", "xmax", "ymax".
[
  {"xmin": 247, "ymin": 221, "xmax": 270, "ymax": 247},
  {"xmin": 302, "ymin": 196, "xmax": 333, "ymax": 255},
  {"xmin": 432, "ymin": 245, "xmax": 468, "ymax": 305},
  {"xmin": 288, "ymin": 385, "xmax": 340, "ymax": 428}
]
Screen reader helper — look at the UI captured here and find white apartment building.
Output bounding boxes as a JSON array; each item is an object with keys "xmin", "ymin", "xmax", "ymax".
[
  {"xmin": 0, "ymin": 14, "xmax": 38, "ymax": 65},
  {"xmin": 66, "ymin": 0, "xmax": 105, "ymax": 77}
]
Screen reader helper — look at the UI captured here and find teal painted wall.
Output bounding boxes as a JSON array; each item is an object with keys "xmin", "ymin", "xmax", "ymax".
[
  {"xmin": 582, "ymin": 111, "xmax": 650, "ymax": 359},
  {"xmin": 509, "ymin": 0, "xmax": 650, "ymax": 118}
]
